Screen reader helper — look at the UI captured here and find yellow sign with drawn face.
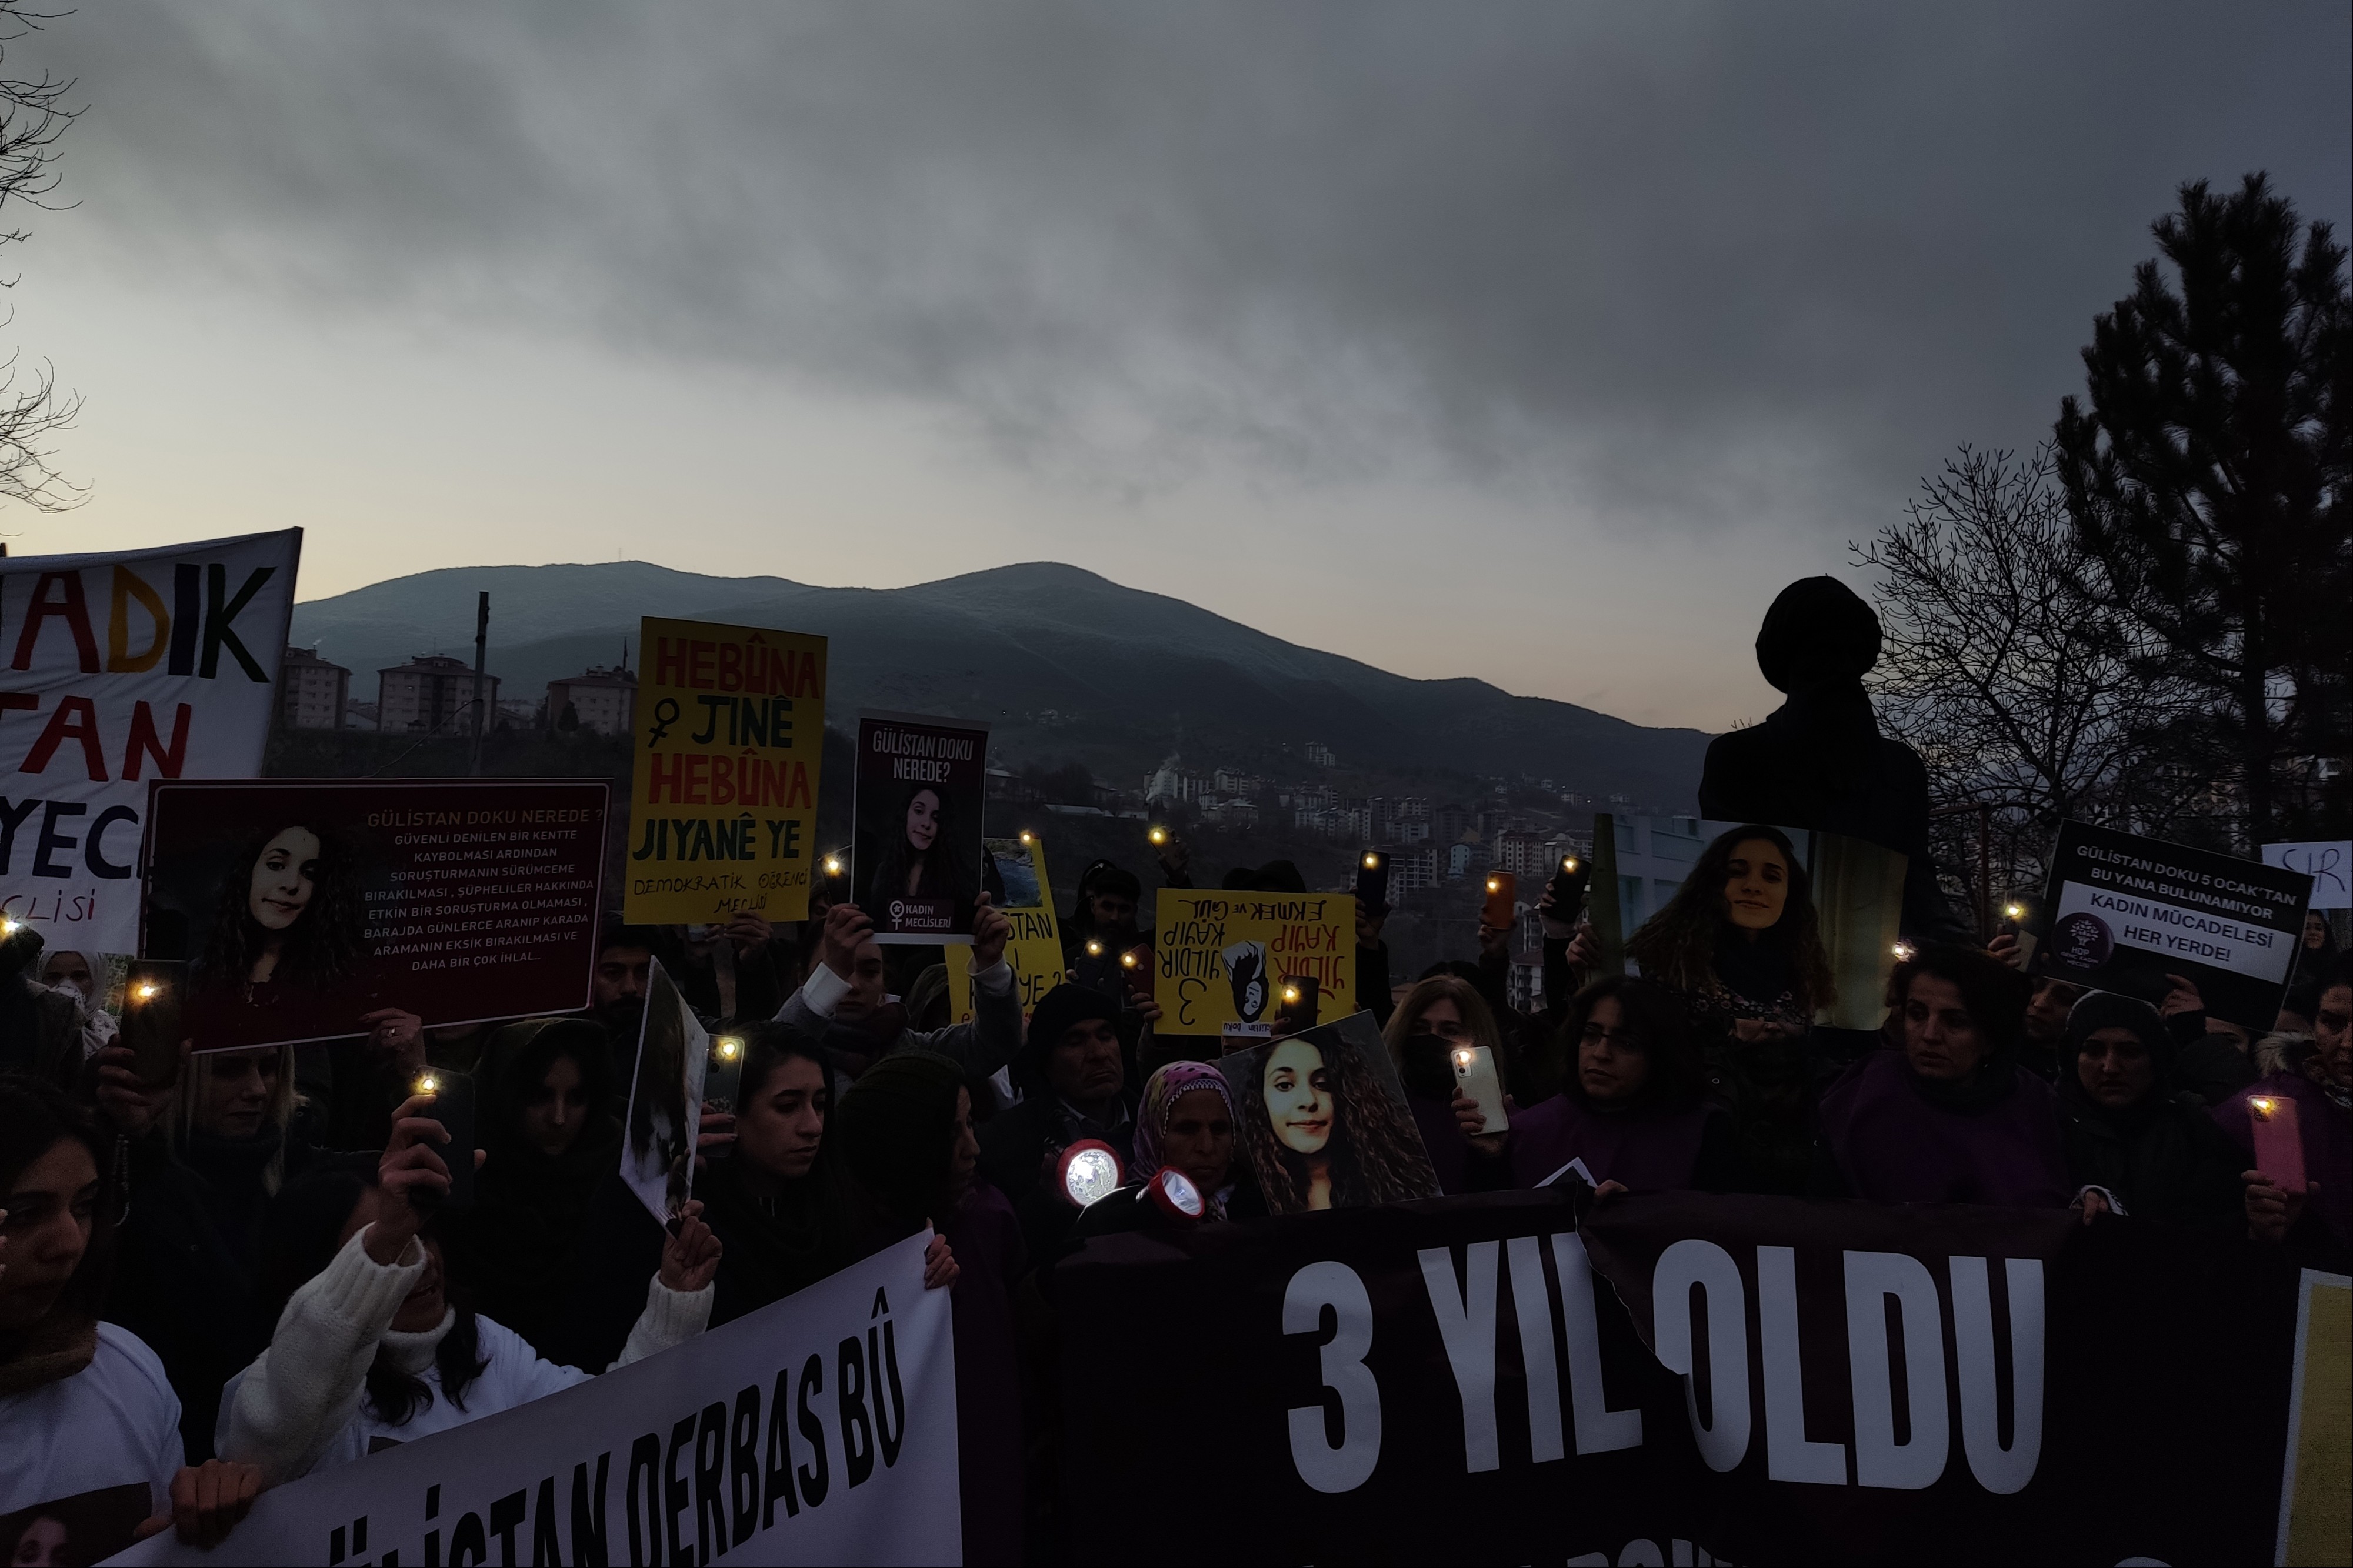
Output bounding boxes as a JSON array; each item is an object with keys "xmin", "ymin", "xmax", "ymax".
[
  {"xmin": 625, "ymin": 616, "xmax": 828, "ymax": 925},
  {"xmin": 1154, "ymin": 889, "xmax": 1355, "ymax": 1033}
]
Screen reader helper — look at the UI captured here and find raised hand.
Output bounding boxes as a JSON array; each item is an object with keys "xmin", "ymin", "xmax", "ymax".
[{"xmin": 660, "ymin": 1199, "xmax": 723, "ymax": 1292}]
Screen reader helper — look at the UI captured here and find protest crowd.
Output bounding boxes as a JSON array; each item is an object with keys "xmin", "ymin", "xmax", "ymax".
[{"xmin": 2, "ymin": 575, "xmax": 2347, "ymax": 1566}]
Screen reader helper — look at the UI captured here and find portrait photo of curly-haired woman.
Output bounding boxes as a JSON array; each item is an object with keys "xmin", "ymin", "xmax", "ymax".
[{"xmin": 1224, "ymin": 1013, "xmax": 1438, "ymax": 1214}]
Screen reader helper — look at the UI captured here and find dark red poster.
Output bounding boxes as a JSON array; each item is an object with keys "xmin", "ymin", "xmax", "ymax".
[{"xmin": 140, "ymin": 778, "xmax": 608, "ymax": 1049}]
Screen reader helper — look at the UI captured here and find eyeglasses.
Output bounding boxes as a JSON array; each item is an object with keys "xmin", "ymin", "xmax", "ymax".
[{"xmin": 1578, "ymin": 1024, "xmax": 1642, "ymax": 1049}]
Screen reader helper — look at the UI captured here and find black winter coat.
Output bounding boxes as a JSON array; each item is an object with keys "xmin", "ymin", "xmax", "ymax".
[{"xmin": 2059, "ymin": 1092, "xmax": 2246, "ymax": 1232}]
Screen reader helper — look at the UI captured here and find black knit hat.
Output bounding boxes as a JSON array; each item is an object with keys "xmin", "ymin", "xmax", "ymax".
[
  {"xmin": 834, "ymin": 1049, "xmax": 966, "ymax": 1225},
  {"xmin": 2063, "ymin": 990, "xmax": 2172, "ymax": 1079},
  {"xmin": 1024, "ymin": 983, "xmax": 1118, "ymax": 1074},
  {"xmin": 1754, "ymin": 576, "xmax": 1882, "ymax": 694}
]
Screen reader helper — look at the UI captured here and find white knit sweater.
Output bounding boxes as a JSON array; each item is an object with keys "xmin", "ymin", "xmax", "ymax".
[{"xmin": 221, "ymin": 1224, "xmax": 711, "ymax": 1483}]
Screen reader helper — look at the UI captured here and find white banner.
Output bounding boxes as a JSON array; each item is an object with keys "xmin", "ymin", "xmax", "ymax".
[
  {"xmin": 2262, "ymin": 841, "xmax": 2351, "ymax": 911},
  {"xmin": 106, "ymin": 1231, "xmax": 961, "ymax": 1567},
  {"xmin": 2055, "ymin": 878, "xmax": 2295, "ymax": 982},
  {"xmin": 0, "ymin": 531, "xmax": 301, "ymax": 952}
]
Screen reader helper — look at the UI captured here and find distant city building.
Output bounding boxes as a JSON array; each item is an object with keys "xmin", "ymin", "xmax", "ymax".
[
  {"xmin": 1434, "ymin": 802, "xmax": 1471, "ymax": 843},
  {"xmin": 378, "ymin": 655, "xmax": 499, "ymax": 735},
  {"xmin": 1493, "ymin": 829, "xmax": 1552, "ymax": 879},
  {"xmin": 1212, "ymin": 768, "xmax": 1262, "ymax": 796},
  {"xmin": 1304, "ymin": 741, "xmax": 1336, "ymax": 769},
  {"xmin": 277, "ymin": 646, "xmax": 349, "ymax": 732},
  {"xmin": 1447, "ymin": 840, "xmax": 1492, "ymax": 881},
  {"xmin": 546, "ymin": 665, "xmax": 637, "ymax": 738},
  {"xmin": 1502, "ymin": 955, "xmax": 1542, "ymax": 1012},
  {"xmin": 1388, "ymin": 845, "xmax": 1438, "ymax": 896}
]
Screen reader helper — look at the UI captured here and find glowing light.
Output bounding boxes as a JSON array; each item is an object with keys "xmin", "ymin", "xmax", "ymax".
[
  {"xmin": 1562, "ymin": 857, "xmax": 1579, "ymax": 873},
  {"xmin": 1454, "ymin": 1049, "xmax": 1473, "ymax": 1068},
  {"xmin": 1487, "ymin": 878, "xmax": 1501, "ymax": 893},
  {"xmin": 1085, "ymin": 939, "xmax": 1104, "ymax": 956},
  {"xmin": 0, "ymin": 919, "xmax": 16, "ymax": 936},
  {"xmin": 1061, "ymin": 1145, "xmax": 1122, "ymax": 1208},
  {"xmin": 415, "ymin": 1073, "xmax": 441, "ymax": 1096},
  {"xmin": 2004, "ymin": 903, "xmax": 2025, "ymax": 920},
  {"xmin": 2250, "ymin": 1097, "xmax": 2275, "ymax": 1116},
  {"xmin": 1148, "ymin": 827, "xmax": 1168, "ymax": 846},
  {"xmin": 1282, "ymin": 984, "xmax": 1301, "ymax": 1004},
  {"xmin": 822, "ymin": 856, "xmax": 843, "ymax": 876},
  {"xmin": 1891, "ymin": 942, "xmax": 1915, "ymax": 962},
  {"xmin": 134, "ymin": 983, "xmax": 158, "ymax": 1002},
  {"xmin": 716, "ymin": 1037, "xmax": 741, "ymax": 1061},
  {"xmin": 1364, "ymin": 853, "xmax": 1379, "ymax": 868},
  {"xmin": 1120, "ymin": 950, "xmax": 1140, "ymax": 969},
  {"xmin": 1018, "ymin": 830, "xmax": 1034, "ymax": 844}
]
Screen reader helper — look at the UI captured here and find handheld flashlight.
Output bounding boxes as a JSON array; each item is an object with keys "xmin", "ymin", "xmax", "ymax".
[
  {"xmin": 1145, "ymin": 1166, "xmax": 1205, "ymax": 1224},
  {"xmin": 1058, "ymin": 1140, "xmax": 1124, "ymax": 1209}
]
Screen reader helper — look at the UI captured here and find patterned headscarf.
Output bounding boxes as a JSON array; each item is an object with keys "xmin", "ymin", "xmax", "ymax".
[{"xmin": 1132, "ymin": 1060, "xmax": 1239, "ymax": 1216}]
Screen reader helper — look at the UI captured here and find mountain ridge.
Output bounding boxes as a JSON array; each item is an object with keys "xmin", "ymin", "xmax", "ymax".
[{"xmin": 289, "ymin": 560, "xmax": 1711, "ymax": 806}]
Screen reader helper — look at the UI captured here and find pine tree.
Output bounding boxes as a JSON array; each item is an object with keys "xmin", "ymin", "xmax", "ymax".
[{"xmin": 2055, "ymin": 173, "xmax": 2351, "ymax": 846}]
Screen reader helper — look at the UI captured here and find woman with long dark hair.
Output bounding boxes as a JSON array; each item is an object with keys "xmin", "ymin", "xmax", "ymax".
[
  {"xmin": 1383, "ymin": 975, "xmax": 1511, "ymax": 1195},
  {"xmin": 194, "ymin": 824, "xmax": 368, "ymax": 1001},
  {"xmin": 861, "ymin": 783, "xmax": 977, "ymax": 930},
  {"xmin": 1628, "ymin": 823, "xmax": 1833, "ymax": 1194},
  {"xmin": 1235, "ymin": 1033, "xmax": 1437, "ymax": 1213},
  {"xmin": 219, "ymin": 1088, "xmax": 719, "ymax": 1482},
  {"xmin": 1455, "ymin": 977, "xmax": 1744, "ymax": 1193}
]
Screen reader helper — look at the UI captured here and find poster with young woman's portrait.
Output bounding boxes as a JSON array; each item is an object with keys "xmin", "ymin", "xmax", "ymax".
[
  {"xmin": 1587, "ymin": 815, "xmax": 1905, "ymax": 1033},
  {"xmin": 621, "ymin": 958, "xmax": 707, "ymax": 1226},
  {"xmin": 853, "ymin": 711, "xmax": 988, "ymax": 945},
  {"xmin": 1221, "ymin": 1010, "xmax": 1438, "ymax": 1215},
  {"xmin": 1, "ymin": 1482, "xmax": 151, "ymax": 1568},
  {"xmin": 139, "ymin": 779, "xmax": 608, "ymax": 1050}
]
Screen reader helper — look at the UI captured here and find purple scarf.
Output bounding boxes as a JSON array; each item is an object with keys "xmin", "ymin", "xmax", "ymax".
[
  {"xmin": 1133, "ymin": 1062, "xmax": 1239, "ymax": 1216},
  {"xmin": 1818, "ymin": 1048, "xmax": 2070, "ymax": 1207},
  {"xmin": 1507, "ymin": 1093, "xmax": 1718, "ymax": 1193}
]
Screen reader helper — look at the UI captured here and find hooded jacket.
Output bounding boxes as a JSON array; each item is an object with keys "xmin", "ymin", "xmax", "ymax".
[
  {"xmin": 2055, "ymin": 992, "xmax": 2245, "ymax": 1230},
  {"xmin": 1698, "ymin": 577, "xmax": 1970, "ymax": 946}
]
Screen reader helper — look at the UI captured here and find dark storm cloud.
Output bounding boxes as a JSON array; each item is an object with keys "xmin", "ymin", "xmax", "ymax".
[{"xmin": 41, "ymin": 1, "xmax": 2352, "ymax": 532}]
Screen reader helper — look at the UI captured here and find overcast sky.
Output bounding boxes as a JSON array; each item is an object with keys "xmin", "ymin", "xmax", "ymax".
[{"xmin": 8, "ymin": 2, "xmax": 2347, "ymax": 730}]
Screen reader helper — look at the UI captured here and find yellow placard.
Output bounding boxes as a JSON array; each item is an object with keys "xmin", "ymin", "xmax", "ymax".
[
  {"xmin": 625, "ymin": 616, "xmax": 827, "ymax": 925},
  {"xmin": 946, "ymin": 836, "xmax": 1064, "ymax": 1023},
  {"xmin": 1154, "ymin": 888, "xmax": 1354, "ymax": 1033}
]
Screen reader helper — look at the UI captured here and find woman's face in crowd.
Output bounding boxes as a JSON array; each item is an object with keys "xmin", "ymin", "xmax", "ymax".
[
  {"xmin": 1577, "ymin": 994, "xmax": 1651, "ymax": 1106},
  {"xmin": 195, "ymin": 1046, "xmax": 281, "ymax": 1140},
  {"xmin": 905, "ymin": 790, "xmax": 941, "ymax": 853},
  {"xmin": 1902, "ymin": 973, "xmax": 1988, "ymax": 1081},
  {"xmin": 39, "ymin": 950, "xmax": 91, "ymax": 997},
  {"xmin": 1411, "ymin": 996, "xmax": 1474, "ymax": 1045},
  {"xmin": 0, "ymin": 1137, "xmax": 98, "ymax": 1332},
  {"xmin": 2022, "ymin": 979, "xmax": 2085, "ymax": 1045},
  {"xmin": 2077, "ymin": 1026, "xmax": 2155, "ymax": 1108},
  {"xmin": 2305, "ymin": 910, "xmax": 2328, "ymax": 950},
  {"xmin": 736, "ymin": 1054, "xmax": 828, "ymax": 1181},
  {"xmin": 944, "ymin": 1087, "xmax": 979, "ymax": 1213},
  {"xmin": 2312, "ymin": 983, "xmax": 2352, "ymax": 1090},
  {"xmin": 248, "ymin": 826, "xmax": 322, "ymax": 932},
  {"xmin": 339, "ymin": 1185, "xmax": 446, "ymax": 1333},
  {"xmin": 522, "ymin": 1054, "xmax": 591, "ymax": 1157},
  {"xmin": 1264, "ymin": 1038, "xmax": 1333, "ymax": 1157},
  {"xmin": 1161, "ymin": 1087, "xmax": 1234, "ymax": 1196},
  {"xmin": 11, "ymin": 1514, "xmax": 68, "ymax": 1567},
  {"xmin": 1722, "ymin": 839, "xmax": 1789, "ymax": 932}
]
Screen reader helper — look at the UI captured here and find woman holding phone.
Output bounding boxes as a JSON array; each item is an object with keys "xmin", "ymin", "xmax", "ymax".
[
  {"xmin": 1455, "ymin": 977, "xmax": 1742, "ymax": 1194},
  {"xmin": 1382, "ymin": 976, "xmax": 1511, "ymax": 1195}
]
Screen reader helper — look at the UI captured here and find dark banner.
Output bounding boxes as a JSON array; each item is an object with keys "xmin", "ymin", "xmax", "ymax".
[
  {"xmin": 2029, "ymin": 819, "xmax": 2312, "ymax": 1028},
  {"xmin": 141, "ymin": 778, "xmax": 608, "ymax": 1047},
  {"xmin": 1058, "ymin": 1190, "xmax": 2327, "ymax": 1566}
]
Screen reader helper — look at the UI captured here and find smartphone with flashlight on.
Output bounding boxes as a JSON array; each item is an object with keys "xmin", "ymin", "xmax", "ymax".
[
  {"xmin": 1115, "ymin": 944, "xmax": 1153, "ymax": 1001},
  {"xmin": 409, "ymin": 1069, "xmax": 478, "ymax": 1207},
  {"xmin": 1546, "ymin": 854, "xmax": 1590, "ymax": 922},
  {"xmin": 705, "ymin": 1033, "xmax": 746, "ymax": 1120},
  {"xmin": 1072, "ymin": 938, "xmax": 1122, "ymax": 996},
  {"xmin": 818, "ymin": 852, "xmax": 851, "ymax": 902},
  {"xmin": 1483, "ymin": 870, "xmax": 1517, "ymax": 930},
  {"xmin": 1452, "ymin": 1043, "xmax": 1509, "ymax": 1133},
  {"xmin": 2248, "ymin": 1094, "xmax": 2307, "ymax": 1194},
  {"xmin": 1275, "ymin": 975, "xmax": 1320, "ymax": 1033},
  {"xmin": 119, "ymin": 959, "xmax": 189, "ymax": 1090},
  {"xmin": 1356, "ymin": 850, "xmax": 1389, "ymax": 912}
]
